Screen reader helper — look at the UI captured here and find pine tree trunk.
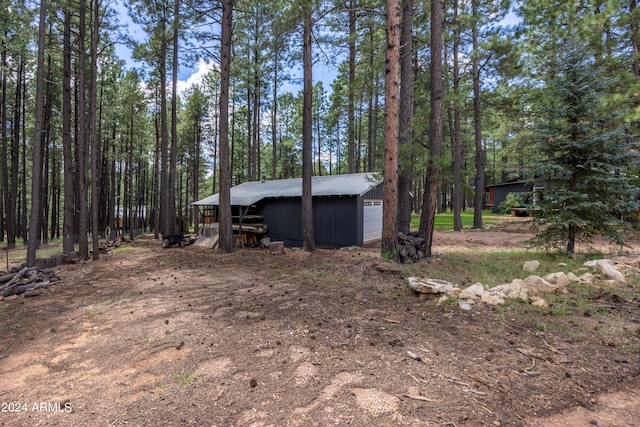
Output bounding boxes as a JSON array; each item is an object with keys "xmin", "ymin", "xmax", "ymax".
[
  {"xmin": 472, "ymin": 0, "xmax": 485, "ymax": 229},
  {"xmin": 397, "ymin": 0, "xmax": 413, "ymax": 235},
  {"xmin": 168, "ymin": 0, "xmax": 179, "ymax": 237},
  {"xmin": 347, "ymin": 0, "xmax": 356, "ymax": 174},
  {"xmin": 62, "ymin": 14, "xmax": 74, "ymax": 251},
  {"xmin": 301, "ymin": 0, "xmax": 315, "ymax": 252},
  {"xmin": 218, "ymin": 0, "xmax": 234, "ymax": 253},
  {"xmin": 90, "ymin": 0, "xmax": 100, "ymax": 259},
  {"xmin": 77, "ymin": 0, "xmax": 89, "ymax": 260},
  {"xmin": 0, "ymin": 41, "xmax": 12, "ymax": 247},
  {"xmin": 451, "ymin": 0, "xmax": 463, "ymax": 232},
  {"xmin": 382, "ymin": 0, "xmax": 400, "ymax": 257},
  {"xmin": 26, "ymin": 0, "xmax": 47, "ymax": 267},
  {"xmin": 419, "ymin": 0, "xmax": 443, "ymax": 258}
]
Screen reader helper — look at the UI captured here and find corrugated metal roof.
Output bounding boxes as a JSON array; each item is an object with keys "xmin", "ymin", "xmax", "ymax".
[{"xmin": 192, "ymin": 172, "xmax": 383, "ymax": 206}]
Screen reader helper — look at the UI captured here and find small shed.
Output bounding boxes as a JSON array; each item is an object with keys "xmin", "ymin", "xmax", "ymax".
[
  {"xmin": 486, "ymin": 180, "xmax": 533, "ymax": 213},
  {"xmin": 192, "ymin": 173, "xmax": 384, "ymax": 247}
]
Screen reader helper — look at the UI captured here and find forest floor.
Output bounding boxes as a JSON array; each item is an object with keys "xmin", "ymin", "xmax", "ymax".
[{"xmin": 1, "ymin": 220, "xmax": 639, "ymax": 426}]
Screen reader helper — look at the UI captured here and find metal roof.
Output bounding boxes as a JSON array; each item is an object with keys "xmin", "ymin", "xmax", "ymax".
[{"xmin": 192, "ymin": 172, "xmax": 383, "ymax": 206}]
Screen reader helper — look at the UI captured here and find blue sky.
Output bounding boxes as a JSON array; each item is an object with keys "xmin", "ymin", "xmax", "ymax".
[{"xmin": 114, "ymin": 3, "xmax": 521, "ymax": 97}]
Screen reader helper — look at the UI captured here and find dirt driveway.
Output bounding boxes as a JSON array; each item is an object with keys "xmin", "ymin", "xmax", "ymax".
[{"xmin": 1, "ymin": 222, "xmax": 639, "ymax": 426}]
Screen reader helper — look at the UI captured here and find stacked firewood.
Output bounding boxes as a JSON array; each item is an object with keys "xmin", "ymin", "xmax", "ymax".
[
  {"xmin": 0, "ymin": 266, "xmax": 63, "ymax": 298},
  {"xmin": 397, "ymin": 232, "xmax": 427, "ymax": 263},
  {"xmin": 99, "ymin": 237, "xmax": 126, "ymax": 253}
]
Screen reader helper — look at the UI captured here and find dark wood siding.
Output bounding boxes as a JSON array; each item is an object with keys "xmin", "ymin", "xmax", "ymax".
[
  {"xmin": 490, "ymin": 183, "xmax": 532, "ymax": 213},
  {"xmin": 259, "ymin": 196, "xmax": 360, "ymax": 247}
]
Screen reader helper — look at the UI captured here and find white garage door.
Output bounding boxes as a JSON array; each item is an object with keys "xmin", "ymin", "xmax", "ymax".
[{"xmin": 363, "ymin": 199, "xmax": 383, "ymax": 243}]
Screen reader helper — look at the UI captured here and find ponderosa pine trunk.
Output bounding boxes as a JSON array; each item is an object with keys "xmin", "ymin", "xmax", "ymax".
[
  {"xmin": 397, "ymin": 0, "xmax": 413, "ymax": 235},
  {"xmin": 26, "ymin": 0, "xmax": 47, "ymax": 267},
  {"xmin": 301, "ymin": 0, "xmax": 315, "ymax": 252},
  {"xmin": 472, "ymin": 0, "xmax": 485, "ymax": 229},
  {"xmin": 218, "ymin": 0, "xmax": 234, "ymax": 253},
  {"xmin": 382, "ymin": 0, "xmax": 400, "ymax": 257},
  {"xmin": 418, "ymin": 0, "xmax": 443, "ymax": 258}
]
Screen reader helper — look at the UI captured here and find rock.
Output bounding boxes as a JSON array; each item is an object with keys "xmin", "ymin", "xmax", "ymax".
[
  {"xmin": 544, "ymin": 272, "xmax": 571, "ymax": 287},
  {"xmin": 459, "ymin": 283, "xmax": 484, "ymax": 300},
  {"xmin": 524, "ymin": 276, "xmax": 559, "ymax": 297},
  {"xmin": 481, "ymin": 293, "xmax": 505, "ymax": 305},
  {"xmin": 530, "ymin": 296, "xmax": 548, "ymax": 307},
  {"xmin": 492, "ymin": 281, "xmax": 529, "ymax": 300},
  {"xmin": 579, "ymin": 272, "xmax": 596, "ymax": 284},
  {"xmin": 525, "ymin": 275, "xmax": 547, "ymax": 286},
  {"xmin": 599, "ymin": 263, "xmax": 626, "ymax": 284},
  {"xmin": 407, "ymin": 277, "xmax": 454, "ymax": 294},
  {"xmin": 583, "ymin": 260, "xmax": 597, "ymax": 268},
  {"xmin": 523, "ymin": 260, "xmax": 540, "ymax": 272},
  {"xmin": 567, "ymin": 272, "xmax": 580, "ymax": 282},
  {"xmin": 458, "ymin": 300, "xmax": 473, "ymax": 311},
  {"xmin": 4, "ymin": 294, "xmax": 18, "ymax": 301},
  {"xmin": 583, "ymin": 259, "xmax": 626, "ymax": 284}
]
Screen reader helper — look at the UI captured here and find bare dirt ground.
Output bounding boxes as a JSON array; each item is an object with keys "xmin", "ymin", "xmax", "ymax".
[{"xmin": 1, "ymin": 221, "xmax": 639, "ymax": 427}]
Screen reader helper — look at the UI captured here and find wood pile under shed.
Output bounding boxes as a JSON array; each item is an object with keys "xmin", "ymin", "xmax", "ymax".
[
  {"xmin": 0, "ymin": 266, "xmax": 63, "ymax": 298},
  {"xmin": 397, "ymin": 232, "xmax": 428, "ymax": 263}
]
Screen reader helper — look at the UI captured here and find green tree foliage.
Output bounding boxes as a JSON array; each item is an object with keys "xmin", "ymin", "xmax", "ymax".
[{"xmin": 528, "ymin": 39, "xmax": 639, "ymax": 256}]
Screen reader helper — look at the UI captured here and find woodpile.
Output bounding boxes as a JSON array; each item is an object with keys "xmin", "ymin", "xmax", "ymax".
[
  {"xmin": 99, "ymin": 237, "xmax": 127, "ymax": 253},
  {"xmin": 0, "ymin": 266, "xmax": 63, "ymax": 298},
  {"xmin": 397, "ymin": 232, "xmax": 427, "ymax": 263}
]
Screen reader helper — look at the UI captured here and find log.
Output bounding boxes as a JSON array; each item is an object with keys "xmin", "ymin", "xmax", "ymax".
[
  {"xmin": 0, "ymin": 280, "xmax": 50, "ymax": 297},
  {"xmin": 0, "ymin": 271, "xmax": 17, "ymax": 284},
  {"xmin": 270, "ymin": 241, "xmax": 285, "ymax": 255},
  {"xmin": 397, "ymin": 232, "xmax": 428, "ymax": 263},
  {"xmin": 5, "ymin": 267, "xmax": 29, "ymax": 287}
]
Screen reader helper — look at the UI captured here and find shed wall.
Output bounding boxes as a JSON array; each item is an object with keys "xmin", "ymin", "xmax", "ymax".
[
  {"xmin": 260, "ymin": 196, "xmax": 360, "ymax": 247},
  {"xmin": 490, "ymin": 183, "xmax": 532, "ymax": 213}
]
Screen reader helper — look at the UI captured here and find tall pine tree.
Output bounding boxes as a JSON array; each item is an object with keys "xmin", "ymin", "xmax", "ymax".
[{"xmin": 529, "ymin": 38, "xmax": 639, "ymax": 256}]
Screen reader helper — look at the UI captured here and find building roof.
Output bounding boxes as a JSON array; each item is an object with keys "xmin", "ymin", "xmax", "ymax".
[{"xmin": 192, "ymin": 172, "xmax": 383, "ymax": 207}]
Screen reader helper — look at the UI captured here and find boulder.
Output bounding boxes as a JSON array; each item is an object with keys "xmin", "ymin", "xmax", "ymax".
[
  {"xmin": 530, "ymin": 296, "xmax": 548, "ymax": 307},
  {"xmin": 599, "ymin": 263, "xmax": 626, "ymax": 284},
  {"xmin": 407, "ymin": 277, "xmax": 454, "ymax": 294},
  {"xmin": 566, "ymin": 272, "xmax": 580, "ymax": 283},
  {"xmin": 492, "ymin": 280, "xmax": 529, "ymax": 300},
  {"xmin": 584, "ymin": 259, "xmax": 626, "ymax": 284},
  {"xmin": 543, "ymin": 272, "xmax": 571, "ymax": 287},
  {"xmin": 579, "ymin": 272, "xmax": 596, "ymax": 284},
  {"xmin": 459, "ymin": 283, "xmax": 484, "ymax": 300},
  {"xmin": 458, "ymin": 300, "xmax": 473, "ymax": 311},
  {"xmin": 523, "ymin": 260, "xmax": 540, "ymax": 272},
  {"xmin": 481, "ymin": 293, "xmax": 505, "ymax": 305}
]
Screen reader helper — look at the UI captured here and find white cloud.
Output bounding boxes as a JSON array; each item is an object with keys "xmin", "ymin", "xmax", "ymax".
[{"xmin": 175, "ymin": 59, "xmax": 217, "ymax": 98}]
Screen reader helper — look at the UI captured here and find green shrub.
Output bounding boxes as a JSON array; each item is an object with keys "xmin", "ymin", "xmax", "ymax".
[{"xmin": 499, "ymin": 192, "xmax": 528, "ymax": 214}]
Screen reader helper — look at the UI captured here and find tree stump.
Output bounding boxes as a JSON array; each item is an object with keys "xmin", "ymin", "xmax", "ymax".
[{"xmin": 270, "ymin": 241, "xmax": 284, "ymax": 255}]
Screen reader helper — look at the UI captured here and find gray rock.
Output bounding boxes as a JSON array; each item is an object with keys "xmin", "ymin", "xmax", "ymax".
[
  {"xmin": 544, "ymin": 272, "xmax": 571, "ymax": 287},
  {"xmin": 523, "ymin": 260, "xmax": 541, "ymax": 272},
  {"xmin": 407, "ymin": 277, "xmax": 454, "ymax": 294},
  {"xmin": 459, "ymin": 283, "xmax": 484, "ymax": 300},
  {"xmin": 481, "ymin": 293, "xmax": 505, "ymax": 305},
  {"xmin": 458, "ymin": 300, "xmax": 473, "ymax": 311},
  {"xmin": 579, "ymin": 272, "xmax": 596, "ymax": 284}
]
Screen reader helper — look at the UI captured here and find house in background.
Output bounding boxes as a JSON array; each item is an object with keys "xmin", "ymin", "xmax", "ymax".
[
  {"xmin": 486, "ymin": 180, "xmax": 533, "ymax": 213},
  {"xmin": 192, "ymin": 173, "xmax": 384, "ymax": 248}
]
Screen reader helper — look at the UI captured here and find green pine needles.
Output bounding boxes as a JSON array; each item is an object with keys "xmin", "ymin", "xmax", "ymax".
[{"xmin": 527, "ymin": 39, "xmax": 639, "ymax": 256}]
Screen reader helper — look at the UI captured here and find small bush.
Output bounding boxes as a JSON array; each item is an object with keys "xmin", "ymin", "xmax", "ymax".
[{"xmin": 498, "ymin": 192, "xmax": 529, "ymax": 215}]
